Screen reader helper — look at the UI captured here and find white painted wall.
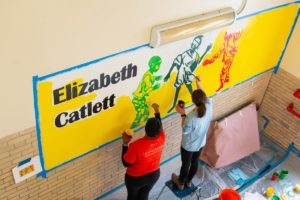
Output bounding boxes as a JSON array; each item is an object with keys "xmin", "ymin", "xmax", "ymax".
[
  {"xmin": 281, "ymin": 18, "xmax": 300, "ymax": 78},
  {"xmin": 0, "ymin": 0, "xmax": 296, "ymax": 138}
]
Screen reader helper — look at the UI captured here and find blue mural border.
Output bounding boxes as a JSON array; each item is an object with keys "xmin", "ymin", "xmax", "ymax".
[{"xmin": 32, "ymin": 1, "xmax": 300, "ymax": 179}]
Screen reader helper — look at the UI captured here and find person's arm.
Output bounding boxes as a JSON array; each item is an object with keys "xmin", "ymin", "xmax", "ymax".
[
  {"xmin": 122, "ymin": 145, "xmax": 131, "ymax": 167},
  {"xmin": 195, "ymin": 76, "xmax": 203, "ymax": 90},
  {"xmin": 175, "ymin": 104, "xmax": 186, "ymax": 127},
  {"xmin": 152, "ymin": 103, "xmax": 161, "ymax": 122},
  {"xmin": 121, "ymin": 133, "xmax": 136, "ymax": 167}
]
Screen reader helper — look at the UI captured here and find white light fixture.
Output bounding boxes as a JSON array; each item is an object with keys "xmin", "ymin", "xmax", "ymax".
[{"xmin": 149, "ymin": 0, "xmax": 247, "ymax": 47}]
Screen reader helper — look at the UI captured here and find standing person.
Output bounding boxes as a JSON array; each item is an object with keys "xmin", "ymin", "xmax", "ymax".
[
  {"xmin": 171, "ymin": 76, "xmax": 213, "ymax": 190},
  {"xmin": 122, "ymin": 103, "xmax": 165, "ymax": 200},
  {"xmin": 164, "ymin": 35, "xmax": 212, "ymax": 113}
]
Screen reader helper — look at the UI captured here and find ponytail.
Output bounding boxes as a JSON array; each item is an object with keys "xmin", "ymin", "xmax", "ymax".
[
  {"xmin": 196, "ymin": 102, "xmax": 206, "ymax": 118},
  {"xmin": 192, "ymin": 89, "xmax": 207, "ymax": 118}
]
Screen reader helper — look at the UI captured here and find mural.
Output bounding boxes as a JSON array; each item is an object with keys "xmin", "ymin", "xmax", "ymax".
[{"xmin": 33, "ymin": 4, "xmax": 299, "ymax": 174}]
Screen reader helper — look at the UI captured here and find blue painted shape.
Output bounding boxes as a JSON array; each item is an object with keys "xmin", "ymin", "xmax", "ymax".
[
  {"xmin": 274, "ymin": 7, "xmax": 300, "ymax": 73},
  {"xmin": 164, "ymin": 180, "xmax": 200, "ymax": 198},
  {"xmin": 292, "ymin": 144, "xmax": 300, "ymax": 156},
  {"xmin": 228, "ymin": 168, "xmax": 249, "ymax": 185},
  {"xmin": 262, "ymin": 115, "xmax": 270, "ymax": 129},
  {"xmin": 32, "ymin": 76, "xmax": 47, "ymax": 178},
  {"xmin": 18, "ymin": 158, "xmax": 31, "ymax": 167}
]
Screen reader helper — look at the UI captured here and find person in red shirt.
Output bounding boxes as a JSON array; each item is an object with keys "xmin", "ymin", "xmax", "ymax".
[{"xmin": 122, "ymin": 103, "xmax": 165, "ymax": 200}]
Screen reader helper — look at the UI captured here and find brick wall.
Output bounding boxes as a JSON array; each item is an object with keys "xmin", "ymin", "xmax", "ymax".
[
  {"xmin": 260, "ymin": 68, "xmax": 300, "ymax": 149},
  {"xmin": 0, "ymin": 70, "xmax": 272, "ymax": 200}
]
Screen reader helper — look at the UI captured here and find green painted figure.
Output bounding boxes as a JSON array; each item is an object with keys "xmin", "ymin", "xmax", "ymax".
[
  {"xmin": 164, "ymin": 35, "xmax": 212, "ymax": 113},
  {"xmin": 131, "ymin": 56, "xmax": 162, "ymax": 129}
]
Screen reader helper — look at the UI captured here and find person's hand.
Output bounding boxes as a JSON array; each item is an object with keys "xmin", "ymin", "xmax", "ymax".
[
  {"xmin": 122, "ymin": 132, "xmax": 132, "ymax": 145},
  {"xmin": 195, "ymin": 76, "xmax": 201, "ymax": 82},
  {"xmin": 175, "ymin": 104, "xmax": 186, "ymax": 115},
  {"xmin": 152, "ymin": 103, "xmax": 160, "ymax": 113}
]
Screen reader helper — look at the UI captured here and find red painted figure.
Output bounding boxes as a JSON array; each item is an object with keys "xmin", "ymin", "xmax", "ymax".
[{"xmin": 203, "ymin": 31, "xmax": 242, "ymax": 92}]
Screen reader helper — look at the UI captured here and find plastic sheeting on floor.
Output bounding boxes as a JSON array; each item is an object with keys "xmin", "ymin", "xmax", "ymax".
[{"xmin": 100, "ymin": 135, "xmax": 300, "ymax": 200}]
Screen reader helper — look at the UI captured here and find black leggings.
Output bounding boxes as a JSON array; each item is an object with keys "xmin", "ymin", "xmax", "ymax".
[
  {"xmin": 179, "ymin": 147, "xmax": 202, "ymax": 183},
  {"xmin": 125, "ymin": 170, "xmax": 160, "ymax": 200}
]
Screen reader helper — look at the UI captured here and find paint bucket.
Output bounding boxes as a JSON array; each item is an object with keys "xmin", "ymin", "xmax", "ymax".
[
  {"xmin": 265, "ymin": 187, "xmax": 275, "ymax": 197},
  {"xmin": 271, "ymin": 172, "xmax": 279, "ymax": 181},
  {"xmin": 281, "ymin": 194, "xmax": 288, "ymax": 200},
  {"xmin": 123, "ymin": 129, "xmax": 134, "ymax": 140},
  {"xmin": 295, "ymin": 184, "xmax": 300, "ymax": 193},
  {"xmin": 272, "ymin": 195, "xmax": 280, "ymax": 200},
  {"xmin": 177, "ymin": 100, "xmax": 185, "ymax": 108},
  {"xmin": 219, "ymin": 188, "xmax": 241, "ymax": 200},
  {"xmin": 279, "ymin": 170, "xmax": 289, "ymax": 180}
]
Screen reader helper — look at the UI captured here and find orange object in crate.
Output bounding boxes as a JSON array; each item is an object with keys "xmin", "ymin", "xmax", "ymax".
[{"xmin": 219, "ymin": 189, "xmax": 241, "ymax": 200}]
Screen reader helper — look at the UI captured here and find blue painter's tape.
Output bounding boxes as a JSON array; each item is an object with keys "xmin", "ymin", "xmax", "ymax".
[
  {"xmin": 18, "ymin": 158, "xmax": 32, "ymax": 167},
  {"xmin": 262, "ymin": 115, "xmax": 270, "ymax": 129},
  {"xmin": 38, "ymin": 44, "xmax": 150, "ymax": 81},
  {"xmin": 160, "ymin": 153, "xmax": 180, "ymax": 166},
  {"xmin": 236, "ymin": 1, "xmax": 300, "ymax": 21},
  {"xmin": 95, "ymin": 153, "xmax": 181, "ymax": 200},
  {"xmin": 32, "ymin": 76, "xmax": 47, "ymax": 178},
  {"xmin": 292, "ymin": 144, "xmax": 300, "ymax": 156},
  {"xmin": 95, "ymin": 183, "xmax": 125, "ymax": 200},
  {"xmin": 237, "ymin": 143, "xmax": 295, "ymax": 193},
  {"xmin": 36, "ymin": 2, "xmax": 300, "ymax": 82},
  {"xmin": 41, "ymin": 136, "xmax": 123, "ymax": 175},
  {"xmin": 274, "ymin": 7, "xmax": 300, "ymax": 73}
]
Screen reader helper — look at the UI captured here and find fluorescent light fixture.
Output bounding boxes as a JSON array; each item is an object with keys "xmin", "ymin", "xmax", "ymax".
[{"xmin": 150, "ymin": 7, "xmax": 236, "ymax": 47}]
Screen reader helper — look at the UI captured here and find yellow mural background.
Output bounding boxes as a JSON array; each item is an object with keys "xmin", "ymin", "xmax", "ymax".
[{"xmin": 36, "ymin": 5, "xmax": 299, "ymax": 171}]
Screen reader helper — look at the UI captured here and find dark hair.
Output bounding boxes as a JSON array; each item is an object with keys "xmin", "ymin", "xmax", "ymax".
[
  {"xmin": 192, "ymin": 89, "xmax": 207, "ymax": 118},
  {"xmin": 145, "ymin": 118, "xmax": 162, "ymax": 137}
]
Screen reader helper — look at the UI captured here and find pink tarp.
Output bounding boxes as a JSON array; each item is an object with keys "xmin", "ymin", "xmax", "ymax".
[{"xmin": 200, "ymin": 103, "xmax": 260, "ymax": 168}]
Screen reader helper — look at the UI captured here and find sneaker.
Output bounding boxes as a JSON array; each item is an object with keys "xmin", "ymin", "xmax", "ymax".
[
  {"xmin": 185, "ymin": 181, "xmax": 192, "ymax": 188},
  {"xmin": 171, "ymin": 173, "xmax": 184, "ymax": 190}
]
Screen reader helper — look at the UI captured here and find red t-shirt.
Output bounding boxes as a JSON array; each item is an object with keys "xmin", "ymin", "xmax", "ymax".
[{"xmin": 123, "ymin": 131, "xmax": 165, "ymax": 177}]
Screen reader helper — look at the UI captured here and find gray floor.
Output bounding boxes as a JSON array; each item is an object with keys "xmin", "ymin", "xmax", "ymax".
[{"xmin": 101, "ymin": 135, "xmax": 300, "ymax": 200}]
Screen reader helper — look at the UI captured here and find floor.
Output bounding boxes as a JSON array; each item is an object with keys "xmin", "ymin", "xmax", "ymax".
[{"xmin": 101, "ymin": 135, "xmax": 300, "ymax": 200}]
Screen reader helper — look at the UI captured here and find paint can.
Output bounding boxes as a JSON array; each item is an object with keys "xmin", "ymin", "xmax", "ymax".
[
  {"xmin": 295, "ymin": 184, "xmax": 300, "ymax": 193},
  {"xmin": 271, "ymin": 172, "xmax": 279, "ymax": 181},
  {"xmin": 272, "ymin": 195, "xmax": 280, "ymax": 200},
  {"xmin": 123, "ymin": 129, "xmax": 134, "ymax": 140},
  {"xmin": 219, "ymin": 188, "xmax": 241, "ymax": 200},
  {"xmin": 279, "ymin": 170, "xmax": 289, "ymax": 180},
  {"xmin": 265, "ymin": 187, "xmax": 275, "ymax": 197},
  {"xmin": 177, "ymin": 100, "xmax": 185, "ymax": 109}
]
